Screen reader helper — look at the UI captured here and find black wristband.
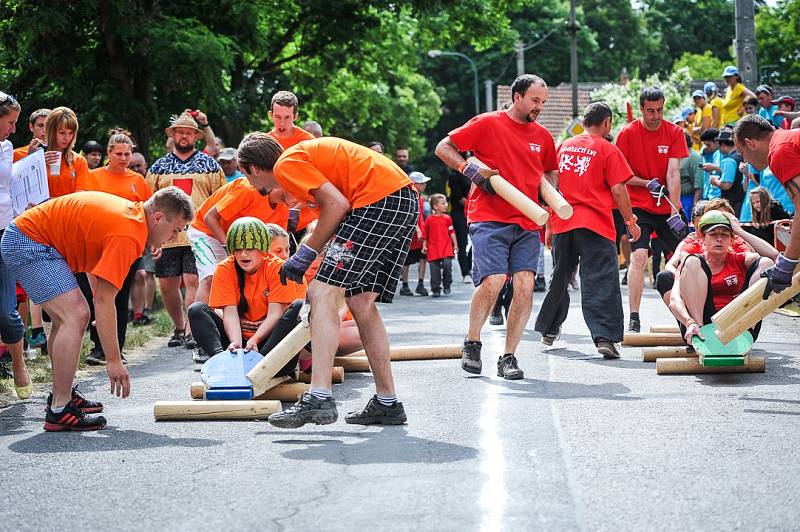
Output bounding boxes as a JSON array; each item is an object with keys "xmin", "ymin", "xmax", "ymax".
[{"xmin": 198, "ymin": 122, "xmax": 209, "ymax": 128}]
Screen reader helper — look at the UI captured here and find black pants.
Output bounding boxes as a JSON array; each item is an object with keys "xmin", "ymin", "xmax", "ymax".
[
  {"xmin": 429, "ymin": 258, "xmax": 453, "ymax": 293},
  {"xmin": 535, "ymin": 229, "xmax": 623, "ymax": 344},
  {"xmin": 76, "ymin": 259, "xmax": 140, "ymax": 353},
  {"xmin": 187, "ymin": 299, "xmax": 304, "ymax": 376},
  {"xmin": 451, "ymin": 209, "xmax": 472, "ymax": 277}
]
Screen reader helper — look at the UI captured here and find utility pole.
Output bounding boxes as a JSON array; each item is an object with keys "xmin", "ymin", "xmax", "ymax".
[
  {"xmin": 516, "ymin": 39, "xmax": 525, "ymax": 77},
  {"xmin": 734, "ymin": 0, "xmax": 757, "ymax": 86},
  {"xmin": 484, "ymin": 80, "xmax": 494, "ymax": 112},
  {"xmin": 569, "ymin": 0, "xmax": 579, "ymax": 118}
]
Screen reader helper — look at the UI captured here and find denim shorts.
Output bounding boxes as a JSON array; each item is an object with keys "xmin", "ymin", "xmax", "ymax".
[
  {"xmin": 0, "ymin": 223, "xmax": 79, "ymax": 305},
  {"xmin": 468, "ymin": 221, "xmax": 540, "ymax": 286}
]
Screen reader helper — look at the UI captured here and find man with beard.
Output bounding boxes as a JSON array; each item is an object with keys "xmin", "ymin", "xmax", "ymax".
[
  {"xmin": 434, "ymin": 74, "xmax": 558, "ymax": 380},
  {"xmin": 146, "ymin": 112, "xmax": 226, "ymax": 351}
]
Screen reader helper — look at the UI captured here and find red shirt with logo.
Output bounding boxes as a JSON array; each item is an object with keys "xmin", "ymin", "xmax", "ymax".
[
  {"xmin": 448, "ymin": 110, "xmax": 557, "ymax": 231},
  {"xmin": 708, "ymin": 252, "xmax": 749, "ymax": 311},
  {"xmin": 616, "ymin": 119, "xmax": 688, "ymax": 215},
  {"xmin": 768, "ymin": 128, "xmax": 800, "ymax": 185},
  {"xmin": 424, "ymin": 214, "xmax": 455, "ymax": 261},
  {"xmin": 552, "ymin": 133, "xmax": 632, "ymax": 242}
]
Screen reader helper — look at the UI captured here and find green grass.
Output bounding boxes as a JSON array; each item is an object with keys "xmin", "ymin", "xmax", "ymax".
[{"xmin": 0, "ymin": 309, "xmax": 172, "ymax": 402}]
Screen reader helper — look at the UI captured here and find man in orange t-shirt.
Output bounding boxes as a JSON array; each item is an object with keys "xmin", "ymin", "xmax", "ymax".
[
  {"xmin": 12, "ymin": 108, "xmax": 50, "ymax": 162},
  {"xmin": 236, "ymin": 133, "xmax": 416, "ymax": 429},
  {"xmin": 0, "ymin": 188, "xmax": 193, "ymax": 431}
]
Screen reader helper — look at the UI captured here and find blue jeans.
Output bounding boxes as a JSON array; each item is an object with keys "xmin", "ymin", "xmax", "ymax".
[{"xmin": 0, "ymin": 229, "xmax": 25, "ymax": 344}]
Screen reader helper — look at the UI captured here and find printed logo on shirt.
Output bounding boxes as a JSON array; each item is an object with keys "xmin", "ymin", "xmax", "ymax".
[
  {"xmin": 263, "ymin": 289, "xmax": 270, "ymax": 299},
  {"xmin": 657, "ymin": 145, "xmax": 669, "ymax": 155},
  {"xmin": 558, "ymin": 146, "xmax": 596, "ymax": 177},
  {"xmin": 724, "ymin": 274, "xmax": 739, "ymax": 287},
  {"xmin": 529, "ymin": 143, "xmax": 541, "ymax": 153}
]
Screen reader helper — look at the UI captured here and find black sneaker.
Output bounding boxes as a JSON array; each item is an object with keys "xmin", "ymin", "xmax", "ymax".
[
  {"xmin": 461, "ymin": 339, "xmax": 482, "ymax": 374},
  {"xmin": 399, "ymin": 285, "xmax": 414, "ymax": 296},
  {"xmin": 444, "ymin": 287, "xmax": 451, "ymax": 295},
  {"xmin": 597, "ymin": 339, "xmax": 621, "ymax": 359},
  {"xmin": 86, "ymin": 347, "xmax": 105, "ymax": 366},
  {"xmin": 497, "ymin": 353, "xmax": 524, "ymax": 380},
  {"xmin": 267, "ymin": 392, "xmax": 338, "ymax": 429},
  {"xmin": 184, "ymin": 334, "xmax": 196, "ymax": 350},
  {"xmin": 534, "ymin": 275, "xmax": 547, "ymax": 292},
  {"xmin": 489, "ymin": 307, "xmax": 504, "ymax": 326},
  {"xmin": 345, "ymin": 395, "xmax": 407, "ymax": 425},
  {"xmin": 44, "ymin": 400, "xmax": 107, "ymax": 431},
  {"xmin": 541, "ymin": 326, "xmax": 561, "ymax": 346},
  {"xmin": 192, "ymin": 348, "xmax": 210, "ymax": 364},
  {"xmin": 628, "ymin": 315, "xmax": 641, "ymax": 333},
  {"xmin": 415, "ymin": 284, "xmax": 429, "ymax": 296},
  {"xmin": 432, "ymin": 291, "xmax": 441, "ymax": 298},
  {"xmin": 47, "ymin": 385, "xmax": 104, "ymax": 414},
  {"xmin": 133, "ymin": 314, "xmax": 153, "ymax": 326},
  {"xmin": 168, "ymin": 329, "xmax": 186, "ymax": 347},
  {"xmin": 621, "ymin": 270, "xmax": 628, "ymax": 286}
]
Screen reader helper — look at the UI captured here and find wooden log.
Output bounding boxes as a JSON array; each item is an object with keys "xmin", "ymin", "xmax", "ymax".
[
  {"xmin": 649, "ymin": 325, "xmax": 680, "ymax": 334},
  {"xmin": 246, "ymin": 324, "xmax": 311, "ymax": 396},
  {"xmin": 539, "ymin": 178, "xmax": 573, "ymax": 220},
  {"xmin": 297, "ymin": 366, "xmax": 344, "ymax": 384},
  {"xmin": 254, "ymin": 382, "xmax": 310, "ymax": 401},
  {"xmin": 153, "ymin": 400, "xmax": 282, "ymax": 421},
  {"xmin": 190, "ymin": 381, "xmax": 206, "ymax": 400},
  {"xmin": 642, "ymin": 346, "xmax": 694, "ymax": 362},
  {"xmin": 656, "ymin": 355, "xmax": 765, "ymax": 375},
  {"xmin": 347, "ymin": 344, "xmax": 462, "ymax": 361},
  {"xmin": 334, "ymin": 356, "xmax": 370, "ymax": 372},
  {"xmin": 622, "ymin": 332, "xmax": 685, "ymax": 347},
  {"xmin": 466, "ymin": 157, "xmax": 549, "ymax": 225}
]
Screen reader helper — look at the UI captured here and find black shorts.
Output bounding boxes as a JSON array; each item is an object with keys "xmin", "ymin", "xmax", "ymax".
[
  {"xmin": 612, "ymin": 210, "xmax": 626, "ymax": 250},
  {"xmin": 315, "ymin": 186, "xmax": 418, "ymax": 303},
  {"xmin": 155, "ymin": 246, "xmax": 198, "ymax": 278},
  {"xmin": 630, "ymin": 208, "xmax": 685, "ymax": 254},
  {"xmin": 404, "ymin": 247, "xmax": 425, "ymax": 266}
]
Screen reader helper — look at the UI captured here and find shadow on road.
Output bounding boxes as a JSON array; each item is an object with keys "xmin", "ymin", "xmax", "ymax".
[
  {"xmin": 472, "ymin": 375, "xmax": 639, "ymax": 401},
  {"xmin": 262, "ymin": 427, "xmax": 478, "ymax": 465},
  {"xmin": 8, "ymin": 426, "xmax": 222, "ymax": 454},
  {"xmin": 0, "ymin": 403, "xmax": 37, "ymax": 437}
]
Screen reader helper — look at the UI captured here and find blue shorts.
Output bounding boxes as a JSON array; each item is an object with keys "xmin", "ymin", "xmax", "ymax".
[
  {"xmin": 0, "ymin": 223, "xmax": 79, "ymax": 305},
  {"xmin": 468, "ymin": 221, "xmax": 540, "ymax": 286}
]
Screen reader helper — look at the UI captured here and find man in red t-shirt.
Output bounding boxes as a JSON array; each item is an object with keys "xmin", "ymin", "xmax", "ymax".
[
  {"xmin": 616, "ymin": 87, "xmax": 689, "ymax": 332},
  {"xmin": 435, "ymin": 74, "xmax": 558, "ymax": 380},
  {"xmin": 534, "ymin": 103, "xmax": 641, "ymax": 359},
  {"xmin": 734, "ymin": 114, "xmax": 800, "ymax": 299}
]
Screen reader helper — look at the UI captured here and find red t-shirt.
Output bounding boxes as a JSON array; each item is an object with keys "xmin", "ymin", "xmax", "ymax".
[
  {"xmin": 552, "ymin": 134, "xmax": 632, "ymax": 242},
  {"xmin": 681, "ymin": 232, "xmax": 751, "ymax": 254},
  {"xmin": 424, "ymin": 214, "xmax": 455, "ymax": 261},
  {"xmin": 409, "ymin": 194, "xmax": 425, "ymax": 251},
  {"xmin": 616, "ymin": 119, "xmax": 688, "ymax": 215},
  {"xmin": 709, "ymin": 252, "xmax": 749, "ymax": 311},
  {"xmin": 448, "ymin": 110, "xmax": 557, "ymax": 231},
  {"xmin": 768, "ymin": 128, "xmax": 800, "ymax": 186}
]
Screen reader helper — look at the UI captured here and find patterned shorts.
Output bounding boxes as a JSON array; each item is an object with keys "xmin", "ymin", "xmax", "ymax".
[
  {"xmin": 316, "ymin": 186, "xmax": 419, "ymax": 303},
  {"xmin": 155, "ymin": 245, "xmax": 198, "ymax": 278},
  {"xmin": 0, "ymin": 223, "xmax": 79, "ymax": 305},
  {"xmin": 187, "ymin": 226, "xmax": 227, "ymax": 280}
]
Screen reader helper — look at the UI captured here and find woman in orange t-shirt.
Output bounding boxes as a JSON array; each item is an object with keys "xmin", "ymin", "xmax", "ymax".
[
  {"xmin": 78, "ymin": 128, "xmax": 152, "ymax": 202},
  {"xmin": 187, "ymin": 218, "xmax": 306, "ymax": 366},
  {"xmin": 43, "ymin": 107, "xmax": 88, "ymax": 198}
]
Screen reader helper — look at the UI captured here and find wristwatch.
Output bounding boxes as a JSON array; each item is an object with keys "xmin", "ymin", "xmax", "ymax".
[{"xmin": 624, "ymin": 215, "xmax": 638, "ymax": 226}]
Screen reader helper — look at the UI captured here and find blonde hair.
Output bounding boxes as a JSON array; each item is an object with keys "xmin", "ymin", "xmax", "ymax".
[
  {"xmin": 107, "ymin": 127, "xmax": 135, "ymax": 151},
  {"xmin": 703, "ymin": 198, "xmax": 735, "ymax": 215},
  {"xmin": 429, "ymin": 193, "xmax": 447, "ymax": 207},
  {"xmin": 749, "ymin": 186, "xmax": 774, "ymax": 226},
  {"xmin": 45, "ymin": 106, "xmax": 79, "ymax": 165}
]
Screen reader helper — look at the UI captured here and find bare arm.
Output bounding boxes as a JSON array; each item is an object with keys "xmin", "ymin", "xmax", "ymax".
[
  {"xmin": 722, "ymin": 211, "xmax": 778, "ymax": 259},
  {"xmin": 304, "ymin": 182, "xmax": 351, "ymax": 253},
  {"xmin": 435, "ymin": 137, "xmax": 467, "ymax": 172},
  {"xmin": 223, "ymin": 305, "xmax": 243, "ymax": 350},
  {"xmin": 610, "ymin": 182, "xmax": 635, "ymax": 221},
  {"xmin": 711, "ymin": 106, "xmax": 721, "ymax": 129},
  {"xmin": 783, "ymin": 176, "xmax": 800, "ymax": 260},
  {"xmin": 94, "ymin": 277, "xmax": 130, "ymax": 397},
  {"xmin": 666, "ymin": 158, "xmax": 681, "ymax": 207},
  {"xmin": 204, "ymin": 207, "xmax": 228, "ymax": 245},
  {"xmin": 544, "ymin": 170, "xmax": 558, "ymax": 188},
  {"xmin": 245, "ymin": 302, "xmax": 287, "ymax": 351}
]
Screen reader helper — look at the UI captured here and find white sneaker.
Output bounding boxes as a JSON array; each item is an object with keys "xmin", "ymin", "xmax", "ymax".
[{"xmin": 463, "ymin": 274, "xmax": 472, "ymax": 284}]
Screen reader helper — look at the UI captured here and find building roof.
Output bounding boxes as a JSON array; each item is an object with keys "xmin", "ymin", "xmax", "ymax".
[{"xmin": 537, "ymin": 82, "xmax": 606, "ymax": 137}]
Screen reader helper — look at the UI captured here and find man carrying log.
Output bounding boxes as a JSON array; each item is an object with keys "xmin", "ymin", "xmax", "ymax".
[
  {"xmin": 534, "ymin": 102, "xmax": 641, "ymax": 359},
  {"xmin": 734, "ymin": 115, "xmax": 800, "ymax": 299},
  {"xmin": 236, "ymin": 134, "xmax": 417, "ymax": 428},
  {"xmin": 434, "ymin": 74, "xmax": 558, "ymax": 380}
]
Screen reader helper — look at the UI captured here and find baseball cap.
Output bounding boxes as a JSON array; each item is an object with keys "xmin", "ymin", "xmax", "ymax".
[
  {"xmin": 697, "ymin": 211, "xmax": 732, "ymax": 233},
  {"xmin": 217, "ymin": 147, "xmax": 237, "ymax": 161},
  {"xmin": 408, "ymin": 171, "xmax": 431, "ymax": 184},
  {"xmin": 691, "ymin": 89, "xmax": 705, "ymax": 99},
  {"xmin": 672, "ymin": 115, "xmax": 684, "ymax": 124},
  {"xmin": 755, "ymin": 84, "xmax": 773, "ymax": 96},
  {"xmin": 722, "ymin": 65, "xmax": 739, "ymax": 77},
  {"xmin": 682, "ymin": 107, "xmax": 695, "ymax": 120},
  {"xmin": 716, "ymin": 128, "xmax": 734, "ymax": 142},
  {"xmin": 772, "ymin": 95, "xmax": 796, "ymax": 109},
  {"xmin": 704, "ymin": 81, "xmax": 718, "ymax": 96}
]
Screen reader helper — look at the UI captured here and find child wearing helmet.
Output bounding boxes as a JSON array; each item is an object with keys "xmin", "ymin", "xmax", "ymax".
[{"xmin": 186, "ymin": 217, "xmax": 306, "ymax": 368}]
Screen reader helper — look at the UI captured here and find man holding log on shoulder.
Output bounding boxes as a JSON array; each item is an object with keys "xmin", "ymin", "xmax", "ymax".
[
  {"xmin": 734, "ymin": 114, "xmax": 800, "ymax": 299},
  {"xmin": 534, "ymin": 102, "xmax": 641, "ymax": 359},
  {"xmin": 236, "ymin": 134, "xmax": 417, "ymax": 428},
  {"xmin": 616, "ymin": 87, "xmax": 689, "ymax": 333},
  {"xmin": 435, "ymin": 74, "xmax": 558, "ymax": 380}
]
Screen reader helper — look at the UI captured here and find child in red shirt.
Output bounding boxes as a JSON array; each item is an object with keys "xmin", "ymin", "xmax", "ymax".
[{"xmin": 423, "ymin": 194, "xmax": 458, "ymax": 297}]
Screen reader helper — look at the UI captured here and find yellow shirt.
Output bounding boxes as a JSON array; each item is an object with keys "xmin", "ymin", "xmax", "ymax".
[
  {"xmin": 721, "ymin": 83, "xmax": 745, "ymax": 125},
  {"xmin": 693, "ymin": 105, "xmax": 712, "ymax": 151},
  {"xmin": 709, "ymin": 96, "xmax": 724, "ymax": 128}
]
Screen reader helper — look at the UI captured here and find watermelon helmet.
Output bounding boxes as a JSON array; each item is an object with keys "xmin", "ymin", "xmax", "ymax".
[{"xmin": 226, "ymin": 217, "xmax": 271, "ymax": 252}]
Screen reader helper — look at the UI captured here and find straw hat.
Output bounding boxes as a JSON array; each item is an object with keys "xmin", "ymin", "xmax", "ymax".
[{"xmin": 165, "ymin": 112, "xmax": 205, "ymax": 138}]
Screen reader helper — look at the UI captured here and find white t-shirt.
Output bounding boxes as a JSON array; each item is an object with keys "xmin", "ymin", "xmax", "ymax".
[{"xmin": 0, "ymin": 140, "xmax": 15, "ymax": 228}]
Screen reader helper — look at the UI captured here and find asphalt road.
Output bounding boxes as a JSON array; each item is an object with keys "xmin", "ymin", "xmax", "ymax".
[{"xmin": 2, "ymin": 263, "xmax": 800, "ymax": 532}]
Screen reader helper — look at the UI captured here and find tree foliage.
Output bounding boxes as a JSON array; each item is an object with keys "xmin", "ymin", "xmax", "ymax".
[
  {"xmin": 756, "ymin": 0, "xmax": 800, "ymax": 85},
  {"xmin": 673, "ymin": 51, "xmax": 730, "ymax": 82}
]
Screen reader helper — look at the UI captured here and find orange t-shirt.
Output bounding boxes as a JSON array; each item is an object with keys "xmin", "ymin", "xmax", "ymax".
[
  {"xmin": 78, "ymin": 166, "xmax": 152, "ymax": 202},
  {"xmin": 269, "ymin": 127, "xmax": 315, "ymax": 150},
  {"xmin": 208, "ymin": 254, "xmax": 307, "ymax": 339},
  {"xmin": 46, "ymin": 151, "xmax": 88, "ymax": 198},
  {"xmin": 14, "ymin": 191, "xmax": 147, "ymax": 289},
  {"xmin": 191, "ymin": 178, "xmax": 290, "ymax": 237},
  {"xmin": 274, "ymin": 137, "xmax": 412, "ymax": 209},
  {"xmin": 12, "ymin": 146, "xmax": 30, "ymax": 162}
]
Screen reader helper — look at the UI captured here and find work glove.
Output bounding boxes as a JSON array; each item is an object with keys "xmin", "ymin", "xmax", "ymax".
[
  {"xmin": 462, "ymin": 162, "xmax": 496, "ymax": 195},
  {"xmin": 287, "ymin": 207, "xmax": 301, "ymax": 233},
  {"xmin": 280, "ymin": 243, "xmax": 318, "ymax": 285},
  {"xmin": 667, "ymin": 212, "xmax": 687, "ymax": 233},
  {"xmin": 646, "ymin": 178, "xmax": 666, "ymax": 204},
  {"xmin": 761, "ymin": 253, "xmax": 798, "ymax": 299}
]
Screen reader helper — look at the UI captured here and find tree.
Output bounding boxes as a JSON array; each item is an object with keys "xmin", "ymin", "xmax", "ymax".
[
  {"xmin": 673, "ymin": 51, "xmax": 729, "ymax": 82},
  {"xmin": 756, "ymin": 0, "xmax": 800, "ymax": 85}
]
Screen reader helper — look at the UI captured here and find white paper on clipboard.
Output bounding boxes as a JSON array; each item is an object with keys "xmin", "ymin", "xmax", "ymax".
[{"xmin": 10, "ymin": 149, "xmax": 50, "ymax": 216}]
